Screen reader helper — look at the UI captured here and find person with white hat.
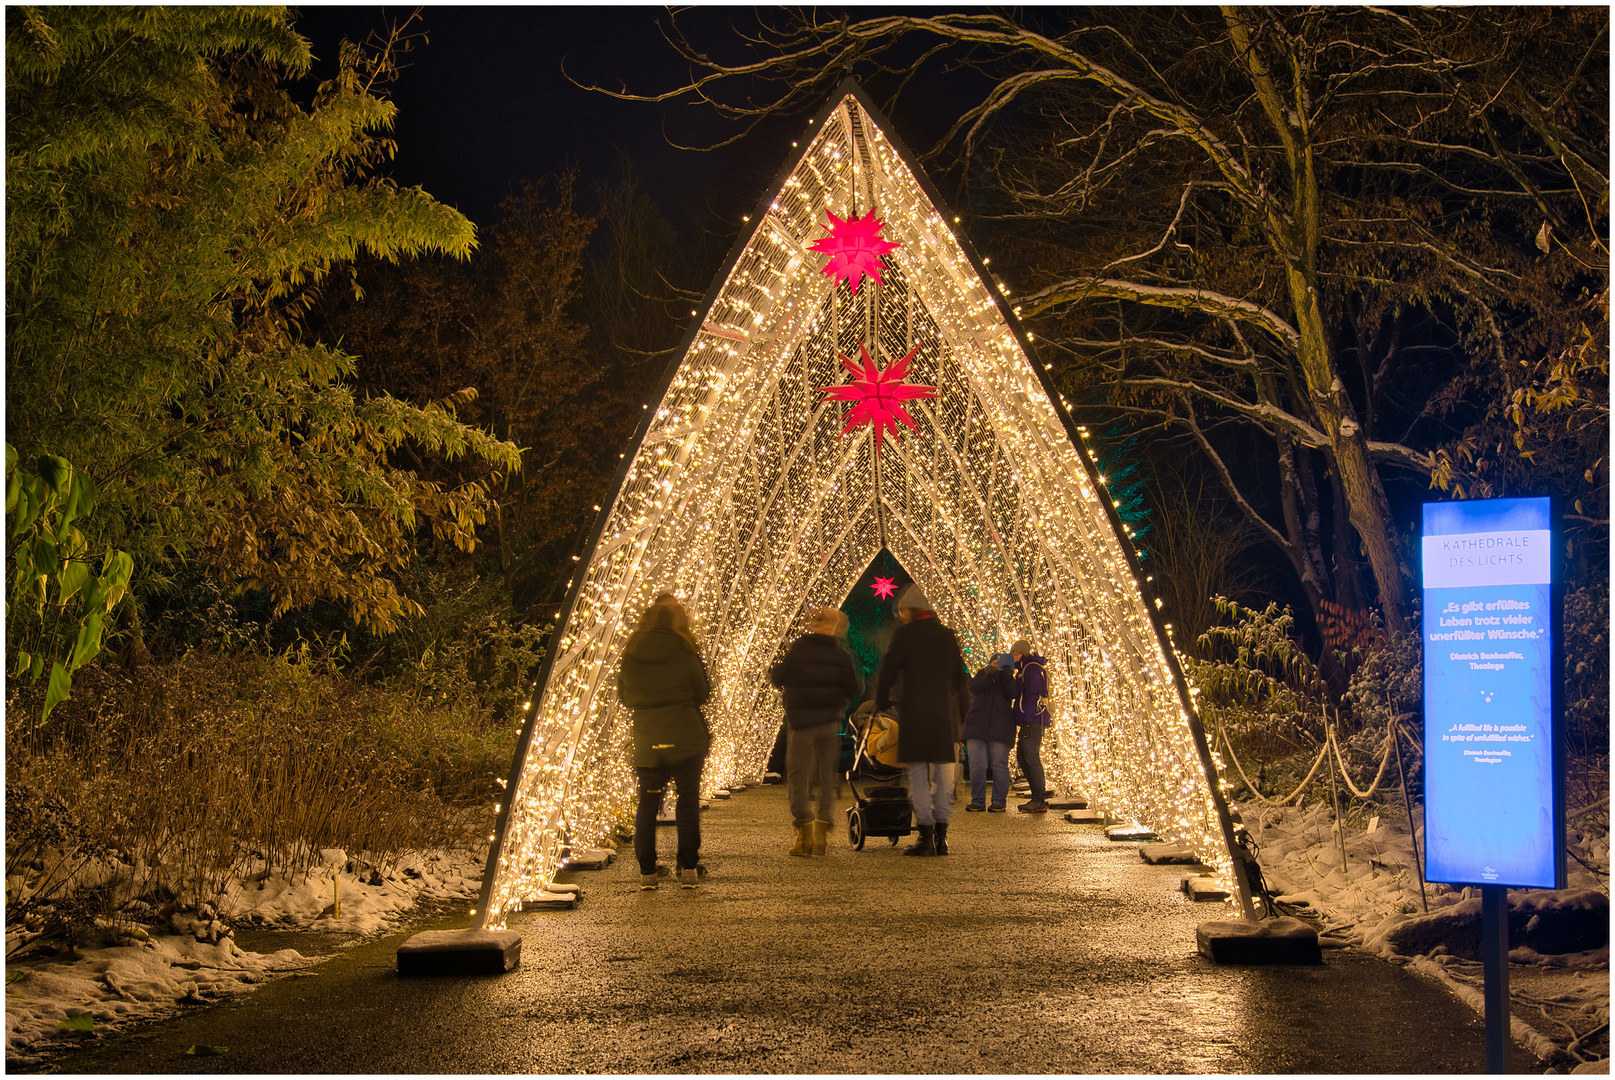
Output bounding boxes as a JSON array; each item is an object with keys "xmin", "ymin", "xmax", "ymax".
[{"xmin": 874, "ymin": 584, "xmax": 970, "ymax": 856}]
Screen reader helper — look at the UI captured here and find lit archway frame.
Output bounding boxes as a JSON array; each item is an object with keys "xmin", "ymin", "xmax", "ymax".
[{"xmin": 475, "ymin": 81, "xmax": 1255, "ymax": 927}]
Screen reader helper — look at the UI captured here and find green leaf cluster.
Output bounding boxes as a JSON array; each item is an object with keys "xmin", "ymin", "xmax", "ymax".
[
  {"xmin": 6, "ymin": 444, "xmax": 132, "ymax": 721},
  {"xmin": 1191, "ymin": 597, "xmax": 1331, "ymax": 750},
  {"xmin": 6, "ymin": 7, "xmax": 520, "ymax": 645}
]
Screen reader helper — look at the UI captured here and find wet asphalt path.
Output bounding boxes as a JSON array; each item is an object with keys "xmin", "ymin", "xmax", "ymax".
[{"xmin": 50, "ymin": 781, "xmax": 1491, "ymax": 1073}]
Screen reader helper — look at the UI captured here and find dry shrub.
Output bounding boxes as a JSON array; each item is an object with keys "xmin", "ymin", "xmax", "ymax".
[{"xmin": 6, "ymin": 649, "xmax": 514, "ymax": 940}]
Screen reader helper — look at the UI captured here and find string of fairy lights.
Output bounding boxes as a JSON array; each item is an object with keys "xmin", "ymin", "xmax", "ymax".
[{"xmin": 477, "ymin": 94, "xmax": 1241, "ymax": 927}]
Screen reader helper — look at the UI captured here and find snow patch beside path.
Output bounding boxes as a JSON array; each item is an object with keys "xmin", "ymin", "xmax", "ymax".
[
  {"xmin": 5, "ymin": 846, "xmax": 484, "ymax": 1067},
  {"xmin": 6, "ymin": 932, "xmax": 308, "ymax": 1066},
  {"xmin": 1240, "ymin": 799, "xmax": 1610, "ymax": 1070},
  {"xmin": 219, "ymin": 848, "xmax": 483, "ymax": 935}
]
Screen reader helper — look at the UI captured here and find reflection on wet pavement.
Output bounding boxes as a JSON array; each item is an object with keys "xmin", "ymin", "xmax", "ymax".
[{"xmin": 49, "ymin": 781, "xmax": 1488, "ymax": 1074}]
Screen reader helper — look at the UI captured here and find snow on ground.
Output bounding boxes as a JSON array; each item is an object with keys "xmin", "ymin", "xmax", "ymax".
[
  {"xmin": 5, "ymin": 928, "xmax": 309, "ymax": 1067},
  {"xmin": 5, "ymin": 846, "xmax": 484, "ymax": 1067},
  {"xmin": 1241, "ymin": 798, "xmax": 1611, "ymax": 1072},
  {"xmin": 218, "ymin": 847, "xmax": 484, "ymax": 935}
]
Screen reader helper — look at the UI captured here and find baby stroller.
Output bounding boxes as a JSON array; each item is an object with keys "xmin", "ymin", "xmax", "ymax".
[{"xmin": 844, "ymin": 705, "xmax": 913, "ymax": 850}]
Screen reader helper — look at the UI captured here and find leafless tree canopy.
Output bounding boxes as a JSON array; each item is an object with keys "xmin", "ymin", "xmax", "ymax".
[{"xmin": 590, "ymin": 7, "xmax": 1609, "ymax": 632}]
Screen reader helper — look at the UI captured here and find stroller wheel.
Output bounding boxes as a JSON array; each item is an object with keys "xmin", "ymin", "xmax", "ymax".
[
  {"xmin": 888, "ymin": 834, "xmax": 900, "ymax": 845},
  {"xmin": 847, "ymin": 808, "xmax": 866, "ymax": 851}
]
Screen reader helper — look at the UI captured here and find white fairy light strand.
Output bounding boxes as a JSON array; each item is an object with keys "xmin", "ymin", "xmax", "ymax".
[{"xmin": 479, "ymin": 94, "xmax": 1241, "ymax": 925}]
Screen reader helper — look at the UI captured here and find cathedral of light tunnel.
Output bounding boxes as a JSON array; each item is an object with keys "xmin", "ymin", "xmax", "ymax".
[{"xmin": 475, "ymin": 82, "xmax": 1253, "ymax": 928}]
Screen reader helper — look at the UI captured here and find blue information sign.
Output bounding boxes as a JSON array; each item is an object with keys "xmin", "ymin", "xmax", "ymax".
[{"xmin": 1421, "ymin": 496, "xmax": 1563, "ymax": 889}]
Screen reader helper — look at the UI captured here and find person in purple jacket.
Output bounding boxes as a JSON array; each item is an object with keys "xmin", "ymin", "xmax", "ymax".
[
  {"xmin": 1011, "ymin": 639, "xmax": 1052, "ymax": 812},
  {"xmin": 962, "ymin": 653, "xmax": 1016, "ymax": 812}
]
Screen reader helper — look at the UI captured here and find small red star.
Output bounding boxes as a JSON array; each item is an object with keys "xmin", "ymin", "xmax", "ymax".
[
  {"xmin": 818, "ymin": 341, "xmax": 937, "ymax": 452},
  {"xmin": 871, "ymin": 576, "xmax": 898, "ymax": 600},
  {"xmin": 809, "ymin": 208, "xmax": 901, "ymax": 294}
]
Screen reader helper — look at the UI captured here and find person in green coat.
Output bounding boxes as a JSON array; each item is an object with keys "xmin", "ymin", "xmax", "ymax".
[{"xmin": 618, "ymin": 599, "xmax": 712, "ymax": 889}]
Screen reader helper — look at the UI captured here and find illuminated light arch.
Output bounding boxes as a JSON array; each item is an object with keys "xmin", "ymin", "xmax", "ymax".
[{"xmin": 476, "ymin": 81, "xmax": 1254, "ymax": 927}]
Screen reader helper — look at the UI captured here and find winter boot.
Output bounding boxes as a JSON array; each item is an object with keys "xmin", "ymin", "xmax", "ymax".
[
  {"xmin": 787, "ymin": 823, "xmax": 809, "ymax": 857},
  {"xmin": 934, "ymin": 822, "xmax": 950, "ymax": 855},
  {"xmin": 809, "ymin": 820, "xmax": 830, "ymax": 856},
  {"xmin": 904, "ymin": 824, "xmax": 937, "ymax": 856}
]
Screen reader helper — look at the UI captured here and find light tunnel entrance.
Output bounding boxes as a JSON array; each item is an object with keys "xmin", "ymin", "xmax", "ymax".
[{"xmin": 475, "ymin": 81, "xmax": 1251, "ymax": 928}]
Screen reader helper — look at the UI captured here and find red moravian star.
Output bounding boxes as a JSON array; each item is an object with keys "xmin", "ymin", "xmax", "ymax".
[
  {"xmin": 808, "ymin": 208, "xmax": 901, "ymax": 294},
  {"xmin": 818, "ymin": 341, "xmax": 938, "ymax": 453},
  {"xmin": 870, "ymin": 576, "xmax": 898, "ymax": 600}
]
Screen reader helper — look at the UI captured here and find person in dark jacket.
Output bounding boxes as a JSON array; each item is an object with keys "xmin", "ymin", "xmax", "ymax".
[
  {"xmin": 1011, "ymin": 638, "xmax": 1052, "ymax": 813},
  {"xmin": 962, "ymin": 653, "xmax": 1017, "ymax": 812},
  {"xmin": 618, "ymin": 600, "xmax": 711, "ymax": 889},
  {"xmin": 874, "ymin": 585, "xmax": 969, "ymax": 856},
  {"xmin": 769, "ymin": 606, "xmax": 860, "ymax": 856}
]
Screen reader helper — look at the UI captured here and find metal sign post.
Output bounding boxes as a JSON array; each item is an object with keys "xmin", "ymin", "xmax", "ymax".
[
  {"xmin": 1420, "ymin": 495, "xmax": 1564, "ymax": 1075},
  {"xmin": 1481, "ymin": 885, "xmax": 1511, "ymax": 1073}
]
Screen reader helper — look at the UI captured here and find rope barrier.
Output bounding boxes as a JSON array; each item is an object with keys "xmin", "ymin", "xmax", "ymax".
[
  {"xmin": 1327, "ymin": 722, "xmax": 1397, "ymax": 799},
  {"xmin": 1221, "ymin": 707, "xmax": 1596, "ymax": 916},
  {"xmin": 1218, "ymin": 711, "xmax": 1398, "ymax": 806},
  {"xmin": 1217, "ymin": 723, "xmax": 1330, "ymax": 806}
]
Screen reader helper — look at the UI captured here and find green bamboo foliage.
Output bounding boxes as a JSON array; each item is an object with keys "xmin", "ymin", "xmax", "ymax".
[
  {"xmin": 1192, "ymin": 598, "xmax": 1331, "ymax": 750},
  {"xmin": 5, "ymin": 446, "xmax": 133, "ymax": 721},
  {"xmin": 6, "ymin": 7, "xmax": 520, "ymax": 645}
]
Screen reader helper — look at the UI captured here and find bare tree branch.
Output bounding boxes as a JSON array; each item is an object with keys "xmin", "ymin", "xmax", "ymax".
[
  {"xmin": 1024, "ymin": 277, "xmax": 1302, "ymax": 350},
  {"xmin": 1181, "ymin": 406, "xmax": 1294, "ymax": 555}
]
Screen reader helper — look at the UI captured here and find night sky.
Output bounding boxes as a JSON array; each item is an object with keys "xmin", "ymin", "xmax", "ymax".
[
  {"xmin": 292, "ymin": 7, "xmax": 984, "ymax": 244},
  {"xmin": 292, "ymin": 7, "xmax": 762, "ymax": 235}
]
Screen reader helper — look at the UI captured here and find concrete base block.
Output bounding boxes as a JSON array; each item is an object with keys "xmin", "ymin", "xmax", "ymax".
[
  {"xmin": 1140, "ymin": 843, "xmax": 1198, "ymax": 865},
  {"xmin": 1065, "ymin": 808, "xmax": 1111, "ymax": 825},
  {"xmin": 521, "ymin": 891, "xmax": 576, "ymax": 910},
  {"xmin": 711, "ymin": 790, "xmax": 731, "ymax": 799},
  {"xmin": 1197, "ymin": 917, "xmax": 1322, "ymax": 965},
  {"xmin": 560, "ymin": 848, "xmax": 615, "ymax": 871},
  {"xmin": 1182, "ymin": 874, "xmax": 1231, "ymax": 902},
  {"xmin": 544, "ymin": 883, "xmax": 581, "ymax": 897},
  {"xmin": 1045, "ymin": 795, "xmax": 1089, "ymax": 810},
  {"xmin": 1107, "ymin": 823, "xmax": 1159, "ymax": 843},
  {"xmin": 397, "ymin": 929, "xmax": 521, "ymax": 975}
]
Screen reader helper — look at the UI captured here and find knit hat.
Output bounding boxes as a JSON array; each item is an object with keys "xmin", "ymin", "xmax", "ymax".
[
  {"xmin": 807, "ymin": 606, "xmax": 848, "ymax": 636},
  {"xmin": 896, "ymin": 584, "xmax": 931, "ymax": 611},
  {"xmin": 1011, "ymin": 639, "xmax": 1033, "ymax": 656}
]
